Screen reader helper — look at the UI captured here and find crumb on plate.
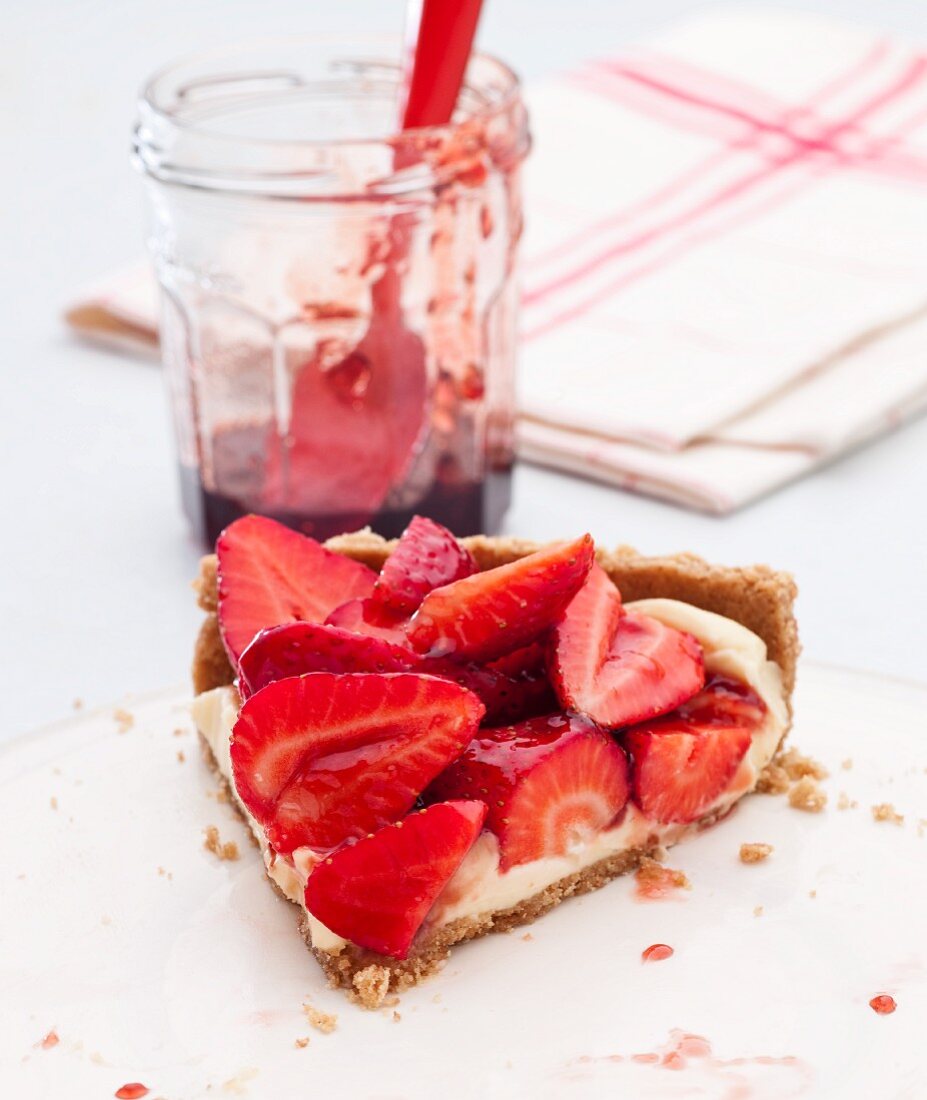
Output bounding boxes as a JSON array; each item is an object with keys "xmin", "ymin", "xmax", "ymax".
[
  {"xmin": 871, "ymin": 802, "xmax": 904, "ymax": 826},
  {"xmin": 788, "ymin": 777, "xmax": 827, "ymax": 813},
  {"xmin": 303, "ymin": 1001, "xmax": 337, "ymax": 1034},
  {"xmin": 739, "ymin": 842, "xmax": 773, "ymax": 864},
  {"xmin": 837, "ymin": 791, "xmax": 858, "ymax": 811},
  {"xmin": 753, "ymin": 905, "xmax": 763, "ymax": 917},
  {"xmin": 203, "ymin": 825, "xmax": 240, "ymax": 861},
  {"xmin": 756, "ymin": 762, "xmax": 790, "ymax": 795},
  {"xmin": 294, "ymin": 1037, "xmax": 310, "ymax": 1049},
  {"xmin": 113, "ymin": 708, "xmax": 134, "ymax": 733},
  {"xmin": 779, "ymin": 747, "xmax": 828, "ymax": 781}
]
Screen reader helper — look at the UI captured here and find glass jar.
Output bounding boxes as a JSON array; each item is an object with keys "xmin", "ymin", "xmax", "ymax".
[{"xmin": 133, "ymin": 36, "xmax": 529, "ymax": 547}]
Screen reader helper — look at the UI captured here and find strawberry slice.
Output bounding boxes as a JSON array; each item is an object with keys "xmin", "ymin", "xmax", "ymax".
[
  {"xmin": 371, "ymin": 515, "xmax": 477, "ymax": 615},
  {"xmin": 427, "ymin": 714, "xmax": 629, "ymax": 869},
  {"xmin": 237, "ymin": 619, "xmax": 553, "ymax": 721},
  {"xmin": 485, "ymin": 640, "xmax": 548, "ymax": 680},
  {"xmin": 216, "ymin": 515, "xmax": 376, "ymax": 664},
  {"xmin": 231, "ymin": 673, "xmax": 485, "ymax": 853},
  {"xmin": 406, "ymin": 535, "xmax": 595, "ymax": 663},
  {"xmin": 623, "ymin": 676, "xmax": 762, "ymax": 824},
  {"xmin": 304, "ymin": 800, "xmax": 487, "ymax": 959},
  {"xmin": 675, "ymin": 674, "xmax": 767, "ymax": 729},
  {"xmin": 550, "ymin": 566, "xmax": 705, "ymax": 727},
  {"xmin": 238, "ymin": 622, "xmax": 419, "ymax": 698},
  {"xmin": 324, "ymin": 597, "xmax": 409, "ymax": 645}
]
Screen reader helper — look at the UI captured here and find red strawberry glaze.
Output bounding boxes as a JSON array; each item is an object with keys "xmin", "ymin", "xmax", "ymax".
[
  {"xmin": 641, "ymin": 943, "xmax": 674, "ymax": 962},
  {"xmin": 869, "ymin": 994, "xmax": 897, "ymax": 1015},
  {"xmin": 114, "ymin": 1086, "xmax": 150, "ymax": 1100}
]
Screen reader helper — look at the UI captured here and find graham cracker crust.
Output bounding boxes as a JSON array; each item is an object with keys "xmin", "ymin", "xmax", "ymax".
[{"xmin": 192, "ymin": 529, "xmax": 799, "ymax": 1006}]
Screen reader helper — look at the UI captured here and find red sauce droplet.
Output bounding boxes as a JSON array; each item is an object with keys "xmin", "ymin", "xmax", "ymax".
[
  {"xmin": 662, "ymin": 1050, "xmax": 686, "ymax": 1070},
  {"xmin": 38, "ymin": 1029, "xmax": 59, "ymax": 1050},
  {"xmin": 115, "ymin": 1085, "xmax": 150, "ymax": 1099},
  {"xmin": 869, "ymin": 994, "xmax": 897, "ymax": 1015},
  {"xmin": 642, "ymin": 943, "xmax": 674, "ymax": 962}
]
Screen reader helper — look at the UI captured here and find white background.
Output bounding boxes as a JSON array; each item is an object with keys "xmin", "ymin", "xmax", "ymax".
[{"xmin": 3, "ymin": 1, "xmax": 926, "ymax": 738}]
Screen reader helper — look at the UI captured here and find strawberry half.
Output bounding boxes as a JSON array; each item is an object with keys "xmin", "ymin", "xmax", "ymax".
[
  {"xmin": 304, "ymin": 800, "xmax": 487, "ymax": 959},
  {"xmin": 427, "ymin": 714, "xmax": 630, "ymax": 869},
  {"xmin": 623, "ymin": 676, "xmax": 762, "ymax": 824},
  {"xmin": 406, "ymin": 535, "xmax": 595, "ymax": 663},
  {"xmin": 237, "ymin": 622, "xmax": 420, "ymax": 699},
  {"xmin": 370, "ymin": 515, "xmax": 477, "ymax": 615},
  {"xmin": 230, "ymin": 673, "xmax": 485, "ymax": 853},
  {"xmin": 324, "ymin": 597, "xmax": 409, "ymax": 645},
  {"xmin": 550, "ymin": 566, "xmax": 705, "ymax": 727},
  {"xmin": 216, "ymin": 515, "xmax": 376, "ymax": 664},
  {"xmin": 237, "ymin": 620, "xmax": 554, "ymax": 721}
]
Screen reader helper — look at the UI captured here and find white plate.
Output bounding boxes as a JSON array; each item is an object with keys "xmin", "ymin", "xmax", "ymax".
[{"xmin": 2, "ymin": 664, "xmax": 925, "ymax": 1100}]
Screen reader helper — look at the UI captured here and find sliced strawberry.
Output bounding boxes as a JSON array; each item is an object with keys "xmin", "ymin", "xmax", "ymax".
[
  {"xmin": 231, "ymin": 673, "xmax": 485, "ymax": 853},
  {"xmin": 324, "ymin": 596, "xmax": 409, "ymax": 644},
  {"xmin": 550, "ymin": 574, "xmax": 705, "ymax": 727},
  {"xmin": 304, "ymin": 800, "xmax": 487, "ymax": 959},
  {"xmin": 623, "ymin": 676, "xmax": 762, "ymax": 824},
  {"xmin": 236, "ymin": 619, "xmax": 553, "ymax": 721},
  {"xmin": 485, "ymin": 640, "xmax": 548, "ymax": 680},
  {"xmin": 371, "ymin": 515, "xmax": 477, "ymax": 615},
  {"xmin": 427, "ymin": 714, "xmax": 629, "ymax": 869},
  {"xmin": 406, "ymin": 535, "xmax": 595, "ymax": 663},
  {"xmin": 216, "ymin": 515, "xmax": 376, "ymax": 663},
  {"xmin": 548, "ymin": 562, "xmax": 623, "ymax": 703},
  {"xmin": 238, "ymin": 622, "xmax": 420, "ymax": 698}
]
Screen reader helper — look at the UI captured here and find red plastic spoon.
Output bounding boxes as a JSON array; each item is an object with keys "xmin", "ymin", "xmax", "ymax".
[
  {"xmin": 277, "ymin": 1, "xmax": 485, "ymax": 530},
  {"xmin": 400, "ymin": 0, "xmax": 486, "ymax": 129}
]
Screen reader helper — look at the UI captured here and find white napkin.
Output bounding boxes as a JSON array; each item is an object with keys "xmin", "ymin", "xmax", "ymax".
[{"xmin": 65, "ymin": 8, "xmax": 927, "ymax": 513}]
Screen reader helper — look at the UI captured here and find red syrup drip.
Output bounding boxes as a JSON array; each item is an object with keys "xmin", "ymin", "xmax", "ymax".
[
  {"xmin": 642, "ymin": 943, "xmax": 674, "ymax": 962},
  {"xmin": 114, "ymin": 1085, "xmax": 150, "ymax": 1099},
  {"xmin": 869, "ymin": 994, "xmax": 897, "ymax": 1015}
]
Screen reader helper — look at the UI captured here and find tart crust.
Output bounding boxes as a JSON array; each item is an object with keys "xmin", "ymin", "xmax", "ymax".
[{"xmin": 192, "ymin": 529, "xmax": 799, "ymax": 1006}]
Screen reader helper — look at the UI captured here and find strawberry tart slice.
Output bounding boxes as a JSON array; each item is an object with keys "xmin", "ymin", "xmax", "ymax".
[{"xmin": 191, "ymin": 516, "xmax": 797, "ymax": 1007}]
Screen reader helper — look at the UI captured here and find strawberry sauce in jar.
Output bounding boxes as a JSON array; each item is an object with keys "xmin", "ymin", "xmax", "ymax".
[{"xmin": 135, "ymin": 37, "xmax": 529, "ymax": 545}]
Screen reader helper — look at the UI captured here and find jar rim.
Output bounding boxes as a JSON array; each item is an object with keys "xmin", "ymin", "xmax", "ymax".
[{"xmin": 133, "ymin": 33, "xmax": 528, "ymax": 200}]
